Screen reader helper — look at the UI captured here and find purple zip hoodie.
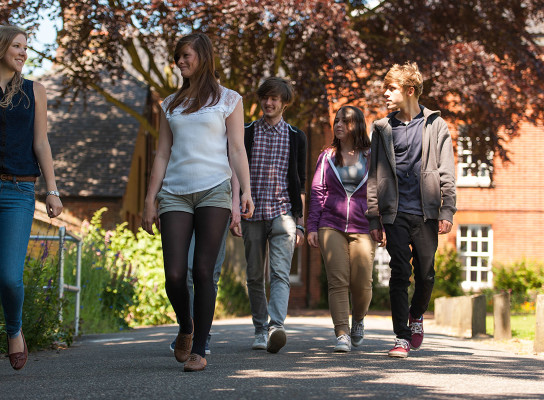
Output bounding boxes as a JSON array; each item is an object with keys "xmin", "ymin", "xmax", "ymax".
[{"xmin": 307, "ymin": 148, "xmax": 371, "ymax": 234}]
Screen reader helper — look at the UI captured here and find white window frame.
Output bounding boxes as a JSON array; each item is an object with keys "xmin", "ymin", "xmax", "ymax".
[
  {"xmin": 456, "ymin": 136, "xmax": 493, "ymax": 187},
  {"xmin": 457, "ymin": 224, "xmax": 493, "ymax": 290},
  {"xmin": 373, "ymin": 246, "xmax": 391, "ymax": 286}
]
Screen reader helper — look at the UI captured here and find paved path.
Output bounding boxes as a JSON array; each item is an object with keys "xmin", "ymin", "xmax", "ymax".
[{"xmin": 1, "ymin": 315, "xmax": 543, "ymax": 399}]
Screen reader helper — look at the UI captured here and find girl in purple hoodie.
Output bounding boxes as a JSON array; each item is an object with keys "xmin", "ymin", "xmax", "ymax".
[{"xmin": 307, "ymin": 106, "xmax": 379, "ymax": 352}]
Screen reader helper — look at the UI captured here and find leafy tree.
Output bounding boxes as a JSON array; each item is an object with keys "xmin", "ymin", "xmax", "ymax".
[{"xmin": 2, "ymin": 0, "xmax": 543, "ymax": 168}]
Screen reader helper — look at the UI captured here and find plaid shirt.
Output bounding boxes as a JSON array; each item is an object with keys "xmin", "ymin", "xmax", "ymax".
[{"xmin": 248, "ymin": 118, "xmax": 291, "ymax": 221}]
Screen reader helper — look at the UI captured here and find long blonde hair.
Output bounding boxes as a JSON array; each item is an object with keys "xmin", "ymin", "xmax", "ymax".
[
  {"xmin": 167, "ymin": 33, "xmax": 220, "ymax": 114},
  {"xmin": 0, "ymin": 25, "xmax": 28, "ymax": 109}
]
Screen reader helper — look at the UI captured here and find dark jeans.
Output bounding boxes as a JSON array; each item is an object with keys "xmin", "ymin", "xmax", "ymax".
[{"xmin": 384, "ymin": 212, "xmax": 438, "ymax": 341}]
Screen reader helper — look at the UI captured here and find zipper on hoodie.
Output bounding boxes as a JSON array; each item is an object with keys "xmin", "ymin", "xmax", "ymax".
[{"xmin": 325, "ymin": 153, "xmax": 369, "ymax": 233}]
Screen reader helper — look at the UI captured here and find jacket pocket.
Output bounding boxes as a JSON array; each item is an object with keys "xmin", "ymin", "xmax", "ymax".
[
  {"xmin": 377, "ymin": 178, "xmax": 396, "ymax": 214},
  {"xmin": 421, "ymin": 171, "xmax": 441, "ymax": 209}
]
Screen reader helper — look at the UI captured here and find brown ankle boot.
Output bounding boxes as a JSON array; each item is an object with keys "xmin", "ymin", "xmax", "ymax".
[
  {"xmin": 174, "ymin": 330, "xmax": 192, "ymax": 363},
  {"xmin": 184, "ymin": 353, "xmax": 207, "ymax": 372}
]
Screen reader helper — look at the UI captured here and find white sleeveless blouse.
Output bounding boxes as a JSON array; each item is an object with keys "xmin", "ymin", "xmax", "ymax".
[{"xmin": 160, "ymin": 86, "xmax": 242, "ymax": 194}]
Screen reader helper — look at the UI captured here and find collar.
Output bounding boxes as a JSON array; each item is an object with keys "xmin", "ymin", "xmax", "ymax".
[{"xmin": 258, "ymin": 117, "xmax": 288, "ymax": 133}]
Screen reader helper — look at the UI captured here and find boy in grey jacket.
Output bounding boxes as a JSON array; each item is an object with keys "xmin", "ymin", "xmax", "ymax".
[{"xmin": 366, "ymin": 62, "xmax": 456, "ymax": 358}]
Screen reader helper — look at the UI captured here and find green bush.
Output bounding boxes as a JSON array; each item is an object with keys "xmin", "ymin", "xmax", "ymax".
[
  {"xmin": 215, "ymin": 267, "xmax": 251, "ymax": 318},
  {"xmin": 129, "ymin": 228, "xmax": 173, "ymax": 326},
  {"xmin": 428, "ymin": 246, "xmax": 464, "ymax": 311},
  {"xmin": 492, "ymin": 259, "xmax": 544, "ymax": 313}
]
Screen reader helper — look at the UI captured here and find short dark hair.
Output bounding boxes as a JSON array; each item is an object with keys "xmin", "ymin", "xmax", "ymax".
[{"xmin": 257, "ymin": 77, "xmax": 294, "ymax": 105}]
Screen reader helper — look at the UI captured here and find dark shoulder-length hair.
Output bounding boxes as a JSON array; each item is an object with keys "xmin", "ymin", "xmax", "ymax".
[
  {"xmin": 330, "ymin": 106, "xmax": 370, "ymax": 167},
  {"xmin": 167, "ymin": 32, "xmax": 220, "ymax": 114}
]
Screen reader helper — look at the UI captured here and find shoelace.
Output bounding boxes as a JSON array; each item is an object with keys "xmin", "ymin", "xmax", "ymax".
[
  {"xmin": 352, "ymin": 322, "xmax": 364, "ymax": 336},
  {"xmin": 410, "ymin": 322, "xmax": 423, "ymax": 334},
  {"xmin": 337, "ymin": 334, "xmax": 350, "ymax": 343},
  {"xmin": 394, "ymin": 339, "xmax": 409, "ymax": 349},
  {"xmin": 188, "ymin": 354, "xmax": 199, "ymax": 362}
]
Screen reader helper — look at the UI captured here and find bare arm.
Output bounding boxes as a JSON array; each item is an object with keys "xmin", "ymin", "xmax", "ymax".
[
  {"xmin": 33, "ymin": 82, "xmax": 63, "ymax": 218},
  {"xmin": 226, "ymin": 99, "xmax": 254, "ymax": 219},
  {"xmin": 229, "ymin": 171, "xmax": 242, "ymax": 237},
  {"xmin": 141, "ymin": 110, "xmax": 172, "ymax": 234}
]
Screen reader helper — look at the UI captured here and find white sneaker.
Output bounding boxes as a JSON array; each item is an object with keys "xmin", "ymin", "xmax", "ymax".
[
  {"xmin": 252, "ymin": 333, "xmax": 267, "ymax": 350},
  {"xmin": 267, "ymin": 326, "xmax": 287, "ymax": 353},
  {"xmin": 334, "ymin": 334, "xmax": 352, "ymax": 352},
  {"xmin": 351, "ymin": 318, "xmax": 365, "ymax": 347}
]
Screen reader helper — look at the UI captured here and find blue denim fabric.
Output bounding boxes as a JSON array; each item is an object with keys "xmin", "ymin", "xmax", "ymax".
[
  {"xmin": 0, "ymin": 180, "xmax": 35, "ymax": 338},
  {"xmin": 187, "ymin": 221, "xmax": 229, "ymax": 318},
  {"xmin": 242, "ymin": 213, "xmax": 296, "ymax": 334}
]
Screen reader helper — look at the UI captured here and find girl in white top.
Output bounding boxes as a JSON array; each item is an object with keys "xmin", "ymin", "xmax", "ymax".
[{"xmin": 142, "ymin": 33, "xmax": 254, "ymax": 372}]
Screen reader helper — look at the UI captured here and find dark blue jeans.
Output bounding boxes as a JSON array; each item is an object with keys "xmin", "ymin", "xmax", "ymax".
[
  {"xmin": 384, "ymin": 212, "xmax": 438, "ymax": 341},
  {"xmin": 0, "ymin": 180, "xmax": 35, "ymax": 338}
]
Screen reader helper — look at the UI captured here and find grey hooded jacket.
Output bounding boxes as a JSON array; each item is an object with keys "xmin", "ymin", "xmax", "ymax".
[{"xmin": 365, "ymin": 106, "xmax": 457, "ymax": 231}]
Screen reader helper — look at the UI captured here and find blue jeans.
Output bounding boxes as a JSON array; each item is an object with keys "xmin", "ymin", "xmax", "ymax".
[
  {"xmin": 242, "ymin": 213, "xmax": 296, "ymax": 334},
  {"xmin": 187, "ymin": 221, "xmax": 229, "ymax": 317},
  {"xmin": 0, "ymin": 181, "xmax": 35, "ymax": 338}
]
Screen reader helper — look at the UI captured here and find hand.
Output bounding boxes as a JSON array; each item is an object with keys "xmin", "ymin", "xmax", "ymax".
[
  {"xmin": 46, "ymin": 195, "xmax": 63, "ymax": 218},
  {"xmin": 370, "ymin": 228, "xmax": 387, "ymax": 247},
  {"xmin": 240, "ymin": 192, "xmax": 255, "ymax": 219},
  {"xmin": 295, "ymin": 229, "xmax": 304, "ymax": 247},
  {"xmin": 141, "ymin": 203, "xmax": 160, "ymax": 235},
  {"xmin": 230, "ymin": 204, "xmax": 241, "ymax": 227},
  {"xmin": 438, "ymin": 220, "xmax": 453, "ymax": 234},
  {"xmin": 307, "ymin": 231, "xmax": 319, "ymax": 248},
  {"xmin": 229, "ymin": 221, "xmax": 242, "ymax": 237}
]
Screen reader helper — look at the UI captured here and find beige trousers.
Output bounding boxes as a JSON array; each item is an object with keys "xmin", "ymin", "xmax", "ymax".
[{"xmin": 318, "ymin": 227, "xmax": 376, "ymax": 337}]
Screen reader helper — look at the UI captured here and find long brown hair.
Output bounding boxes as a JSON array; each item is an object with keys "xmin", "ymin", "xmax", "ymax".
[
  {"xmin": 0, "ymin": 25, "xmax": 29, "ymax": 109},
  {"xmin": 167, "ymin": 32, "xmax": 220, "ymax": 114},
  {"xmin": 330, "ymin": 106, "xmax": 370, "ymax": 167}
]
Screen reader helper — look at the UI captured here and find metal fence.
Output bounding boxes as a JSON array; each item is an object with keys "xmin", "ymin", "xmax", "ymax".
[{"xmin": 30, "ymin": 226, "xmax": 82, "ymax": 336}]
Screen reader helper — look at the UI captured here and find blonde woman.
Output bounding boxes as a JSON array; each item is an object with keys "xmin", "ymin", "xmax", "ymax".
[{"xmin": 0, "ymin": 25, "xmax": 63, "ymax": 370}]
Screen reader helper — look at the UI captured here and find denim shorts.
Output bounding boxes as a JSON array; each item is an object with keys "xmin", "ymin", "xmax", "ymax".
[{"xmin": 157, "ymin": 179, "xmax": 232, "ymax": 216}]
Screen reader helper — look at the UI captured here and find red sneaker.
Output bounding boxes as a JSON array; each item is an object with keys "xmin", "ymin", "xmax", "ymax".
[
  {"xmin": 409, "ymin": 314, "xmax": 424, "ymax": 351},
  {"xmin": 388, "ymin": 338, "xmax": 410, "ymax": 358}
]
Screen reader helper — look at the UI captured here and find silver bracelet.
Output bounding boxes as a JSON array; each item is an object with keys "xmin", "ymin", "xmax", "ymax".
[
  {"xmin": 46, "ymin": 190, "xmax": 60, "ymax": 197},
  {"xmin": 296, "ymin": 224, "xmax": 305, "ymax": 235}
]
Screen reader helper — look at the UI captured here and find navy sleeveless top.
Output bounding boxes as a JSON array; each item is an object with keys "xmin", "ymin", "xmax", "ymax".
[{"xmin": 0, "ymin": 78, "xmax": 41, "ymax": 176}]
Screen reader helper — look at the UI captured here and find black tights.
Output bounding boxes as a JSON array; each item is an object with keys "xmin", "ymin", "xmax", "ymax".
[{"xmin": 160, "ymin": 207, "xmax": 230, "ymax": 357}]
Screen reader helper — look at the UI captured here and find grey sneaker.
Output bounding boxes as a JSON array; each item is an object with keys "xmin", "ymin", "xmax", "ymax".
[
  {"xmin": 350, "ymin": 318, "xmax": 365, "ymax": 347},
  {"xmin": 267, "ymin": 326, "xmax": 287, "ymax": 353},
  {"xmin": 334, "ymin": 334, "xmax": 352, "ymax": 352},
  {"xmin": 252, "ymin": 333, "xmax": 267, "ymax": 350}
]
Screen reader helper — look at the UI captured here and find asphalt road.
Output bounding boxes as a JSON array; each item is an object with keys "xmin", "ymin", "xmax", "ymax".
[{"xmin": 1, "ymin": 315, "xmax": 543, "ymax": 399}]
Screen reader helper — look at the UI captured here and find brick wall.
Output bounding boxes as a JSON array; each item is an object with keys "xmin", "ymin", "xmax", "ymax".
[
  {"xmin": 60, "ymin": 197, "xmax": 123, "ymax": 230},
  {"xmin": 450, "ymin": 122, "xmax": 544, "ymax": 264}
]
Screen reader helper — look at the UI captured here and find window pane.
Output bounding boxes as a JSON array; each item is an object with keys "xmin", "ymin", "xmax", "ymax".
[
  {"xmin": 471, "ymin": 242, "xmax": 478, "ymax": 252},
  {"xmin": 461, "ymin": 226, "xmax": 468, "ymax": 237},
  {"xmin": 481, "ymin": 271, "xmax": 488, "ymax": 282},
  {"xmin": 471, "ymin": 271, "xmax": 477, "ymax": 281},
  {"xmin": 481, "ymin": 227, "xmax": 489, "ymax": 237},
  {"xmin": 481, "ymin": 258, "xmax": 488, "ymax": 268},
  {"xmin": 471, "ymin": 256, "xmax": 478, "ymax": 266},
  {"xmin": 482, "ymin": 242, "xmax": 488, "ymax": 252},
  {"xmin": 471, "ymin": 228, "xmax": 478, "ymax": 237},
  {"xmin": 460, "ymin": 241, "xmax": 467, "ymax": 252}
]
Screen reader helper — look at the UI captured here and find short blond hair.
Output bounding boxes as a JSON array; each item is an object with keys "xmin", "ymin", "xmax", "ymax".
[{"xmin": 383, "ymin": 62, "xmax": 423, "ymax": 98}]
